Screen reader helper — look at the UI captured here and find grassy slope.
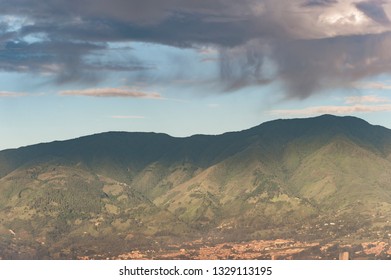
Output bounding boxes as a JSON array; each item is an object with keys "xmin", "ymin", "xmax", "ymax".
[
  {"xmin": 1, "ymin": 115, "xmax": 391, "ymax": 257},
  {"xmin": 0, "ymin": 162, "xmax": 189, "ymax": 258}
]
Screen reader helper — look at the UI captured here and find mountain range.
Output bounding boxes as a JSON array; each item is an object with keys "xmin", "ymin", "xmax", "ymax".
[{"xmin": 1, "ymin": 114, "xmax": 391, "ymax": 259}]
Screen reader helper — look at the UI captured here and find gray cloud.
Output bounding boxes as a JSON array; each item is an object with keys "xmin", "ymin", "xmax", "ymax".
[
  {"xmin": 0, "ymin": 0, "xmax": 258, "ymax": 24},
  {"xmin": 1, "ymin": 0, "xmax": 391, "ymax": 98},
  {"xmin": 219, "ymin": 42, "xmax": 274, "ymax": 91},
  {"xmin": 302, "ymin": 0, "xmax": 338, "ymax": 7},
  {"xmin": 59, "ymin": 87, "xmax": 162, "ymax": 98},
  {"xmin": 218, "ymin": 31, "xmax": 391, "ymax": 98},
  {"xmin": 0, "ymin": 40, "xmax": 106, "ymax": 83},
  {"xmin": 272, "ymin": 32, "xmax": 391, "ymax": 98},
  {"xmin": 356, "ymin": 1, "xmax": 390, "ymax": 25}
]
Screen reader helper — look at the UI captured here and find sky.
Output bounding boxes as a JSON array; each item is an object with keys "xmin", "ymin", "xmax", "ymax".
[{"xmin": 2, "ymin": 0, "xmax": 391, "ymax": 150}]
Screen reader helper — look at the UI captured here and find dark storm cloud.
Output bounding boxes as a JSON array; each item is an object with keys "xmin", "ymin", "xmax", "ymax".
[
  {"xmin": 271, "ymin": 32, "xmax": 391, "ymax": 98},
  {"xmin": 1, "ymin": 0, "xmax": 391, "ymax": 98},
  {"xmin": 17, "ymin": 5, "xmax": 288, "ymax": 47},
  {"xmin": 20, "ymin": 16, "xmax": 253, "ymax": 47},
  {"xmin": 0, "ymin": 40, "xmax": 105, "ymax": 83},
  {"xmin": 355, "ymin": 1, "xmax": 390, "ymax": 25},
  {"xmin": 217, "ymin": 31, "xmax": 391, "ymax": 98},
  {"xmin": 0, "ymin": 0, "xmax": 257, "ymax": 25},
  {"xmin": 0, "ymin": 0, "xmax": 273, "ymax": 84},
  {"xmin": 302, "ymin": 0, "xmax": 338, "ymax": 7},
  {"xmin": 219, "ymin": 41, "xmax": 274, "ymax": 91}
]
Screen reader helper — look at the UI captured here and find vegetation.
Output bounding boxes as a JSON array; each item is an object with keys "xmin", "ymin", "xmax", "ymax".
[{"xmin": 1, "ymin": 114, "xmax": 391, "ymax": 259}]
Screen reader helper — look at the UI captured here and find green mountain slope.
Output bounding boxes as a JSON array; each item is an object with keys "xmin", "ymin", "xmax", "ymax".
[
  {"xmin": 1, "ymin": 114, "xmax": 391, "ymax": 258},
  {"xmin": 0, "ymin": 162, "xmax": 189, "ymax": 258}
]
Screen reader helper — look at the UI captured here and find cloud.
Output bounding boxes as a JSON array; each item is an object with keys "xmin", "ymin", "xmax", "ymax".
[
  {"xmin": 271, "ymin": 32, "xmax": 391, "ymax": 98},
  {"xmin": 272, "ymin": 93, "xmax": 391, "ymax": 116},
  {"xmin": 0, "ymin": 40, "xmax": 106, "ymax": 83},
  {"xmin": 355, "ymin": 1, "xmax": 390, "ymax": 25},
  {"xmin": 345, "ymin": 95, "xmax": 390, "ymax": 104},
  {"xmin": 0, "ymin": 91, "xmax": 27, "ymax": 97},
  {"xmin": 2, "ymin": 0, "xmax": 391, "ymax": 98},
  {"xmin": 302, "ymin": 0, "xmax": 338, "ymax": 7},
  {"xmin": 59, "ymin": 88, "xmax": 162, "ymax": 99},
  {"xmin": 354, "ymin": 81, "xmax": 391, "ymax": 90},
  {"xmin": 272, "ymin": 104, "xmax": 391, "ymax": 116}
]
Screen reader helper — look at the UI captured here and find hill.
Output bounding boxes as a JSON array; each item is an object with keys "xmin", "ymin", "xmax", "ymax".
[{"xmin": 1, "ymin": 114, "xmax": 391, "ymax": 259}]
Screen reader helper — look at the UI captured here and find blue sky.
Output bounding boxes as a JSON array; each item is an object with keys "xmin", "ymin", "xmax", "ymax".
[{"xmin": 2, "ymin": 0, "xmax": 391, "ymax": 150}]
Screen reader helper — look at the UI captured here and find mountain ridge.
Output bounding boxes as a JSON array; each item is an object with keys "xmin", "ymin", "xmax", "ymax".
[
  {"xmin": 2, "ymin": 114, "xmax": 390, "ymax": 176},
  {"xmin": 2, "ymin": 114, "xmax": 391, "ymax": 259}
]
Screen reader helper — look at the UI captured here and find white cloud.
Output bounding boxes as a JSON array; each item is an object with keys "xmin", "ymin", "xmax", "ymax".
[
  {"xmin": 345, "ymin": 95, "xmax": 390, "ymax": 104},
  {"xmin": 271, "ymin": 104, "xmax": 391, "ymax": 116},
  {"xmin": 354, "ymin": 81, "xmax": 391, "ymax": 90},
  {"xmin": 59, "ymin": 88, "xmax": 162, "ymax": 99},
  {"xmin": 0, "ymin": 91, "xmax": 27, "ymax": 97}
]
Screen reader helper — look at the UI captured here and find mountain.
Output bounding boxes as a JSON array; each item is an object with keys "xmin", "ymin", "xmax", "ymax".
[{"xmin": 1, "ymin": 114, "xmax": 391, "ymax": 259}]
